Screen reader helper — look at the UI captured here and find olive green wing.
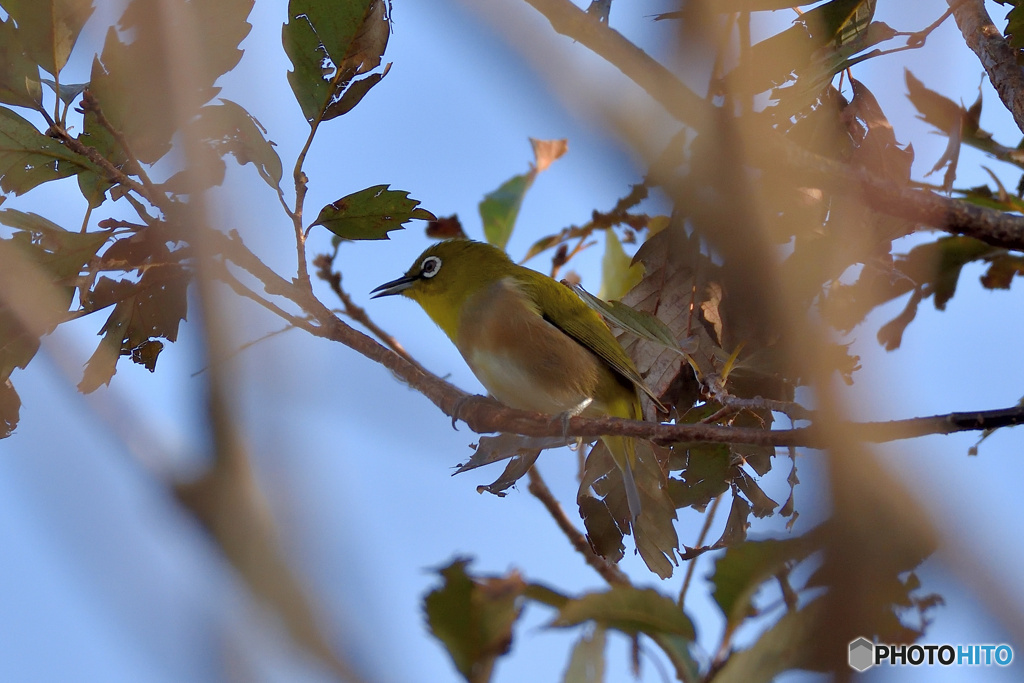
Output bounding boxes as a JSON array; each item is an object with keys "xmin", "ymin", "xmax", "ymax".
[{"xmin": 516, "ymin": 269, "xmax": 666, "ymax": 412}]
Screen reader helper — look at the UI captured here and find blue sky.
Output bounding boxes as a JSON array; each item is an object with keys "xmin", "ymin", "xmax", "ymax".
[{"xmin": 2, "ymin": 1, "xmax": 1023, "ymax": 682}]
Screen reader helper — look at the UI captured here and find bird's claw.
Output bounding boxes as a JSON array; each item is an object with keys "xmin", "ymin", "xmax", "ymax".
[
  {"xmin": 557, "ymin": 397, "xmax": 593, "ymax": 446},
  {"xmin": 450, "ymin": 394, "xmax": 472, "ymax": 430}
]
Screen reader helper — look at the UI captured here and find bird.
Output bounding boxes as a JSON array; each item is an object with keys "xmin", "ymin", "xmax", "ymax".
[{"xmin": 371, "ymin": 239, "xmax": 662, "ymax": 521}]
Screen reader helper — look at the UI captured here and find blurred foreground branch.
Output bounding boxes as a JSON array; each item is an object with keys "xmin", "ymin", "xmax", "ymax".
[{"xmin": 524, "ymin": 0, "xmax": 1024, "ymax": 251}]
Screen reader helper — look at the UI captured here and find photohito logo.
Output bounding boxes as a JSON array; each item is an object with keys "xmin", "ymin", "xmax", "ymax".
[{"xmin": 848, "ymin": 637, "xmax": 1014, "ymax": 672}]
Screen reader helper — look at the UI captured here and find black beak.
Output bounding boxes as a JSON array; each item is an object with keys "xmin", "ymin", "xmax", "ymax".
[{"xmin": 370, "ymin": 273, "xmax": 419, "ymax": 298}]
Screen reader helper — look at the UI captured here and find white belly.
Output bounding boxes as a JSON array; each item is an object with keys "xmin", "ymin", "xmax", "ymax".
[{"xmin": 466, "ymin": 348, "xmax": 589, "ymax": 415}]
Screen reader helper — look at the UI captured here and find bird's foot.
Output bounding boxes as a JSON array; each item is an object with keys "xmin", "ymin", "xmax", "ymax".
[
  {"xmin": 450, "ymin": 394, "xmax": 473, "ymax": 430},
  {"xmin": 557, "ymin": 397, "xmax": 593, "ymax": 444}
]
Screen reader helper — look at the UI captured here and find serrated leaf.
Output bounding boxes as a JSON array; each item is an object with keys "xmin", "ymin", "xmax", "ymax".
[
  {"xmin": 3, "ymin": 0, "xmax": 95, "ymax": 76},
  {"xmin": 0, "ymin": 18, "xmax": 43, "ymax": 109},
  {"xmin": 84, "ymin": 0, "xmax": 253, "ymax": 167},
  {"xmin": 0, "ymin": 208, "xmax": 111, "ymax": 279},
  {"xmin": 1006, "ymin": 4, "xmax": 1024, "ymax": 50},
  {"xmin": 311, "ymin": 184, "xmax": 436, "ymax": 240},
  {"xmin": 79, "ymin": 264, "xmax": 189, "ymax": 392},
  {"xmin": 424, "ymin": 559, "xmax": 524, "ymax": 683},
  {"xmin": 283, "ymin": 0, "xmax": 387, "ymax": 123},
  {"xmin": 552, "ymin": 586, "xmax": 695, "ymax": 640},
  {"xmin": 455, "ymin": 434, "xmax": 569, "ymax": 474},
  {"xmin": 522, "ymin": 233, "xmax": 562, "ymax": 262},
  {"xmin": 577, "ymin": 440, "xmax": 680, "ymax": 576},
  {"xmin": 599, "ymin": 229, "xmax": 643, "ymax": 301}
]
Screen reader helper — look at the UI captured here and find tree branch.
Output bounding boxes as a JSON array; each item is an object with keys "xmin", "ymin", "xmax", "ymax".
[
  {"xmin": 523, "ymin": 0, "xmax": 1024, "ymax": 251},
  {"xmin": 202, "ymin": 222, "xmax": 1024, "ymax": 449},
  {"xmin": 949, "ymin": 0, "xmax": 1024, "ymax": 134}
]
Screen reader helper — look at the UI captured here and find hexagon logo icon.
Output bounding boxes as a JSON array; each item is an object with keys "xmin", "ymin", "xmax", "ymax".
[{"xmin": 849, "ymin": 637, "xmax": 875, "ymax": 672}]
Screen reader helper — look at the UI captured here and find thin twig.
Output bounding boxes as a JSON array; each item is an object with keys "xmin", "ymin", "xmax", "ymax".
[
  {"xmin": 526, "ymin": 468, "xmax": 630, "ymax": 586},
  {"xmin": 312, "ymin": 252, "xmax": 427, "ymax": 373},
  {"xmin": 46, "ymin": 122, "xmax": 160, "ymax": 208},
  {"xmin": 191, "ymin": 323, "xmax": 301, "ymax": 377},
  {"xmin": 678, "ymin": 494, "xmax": 722, "ymax": 608},
  {"xmin": 289, "ymin": 121, "xmax": 320, "ymax": 288}
]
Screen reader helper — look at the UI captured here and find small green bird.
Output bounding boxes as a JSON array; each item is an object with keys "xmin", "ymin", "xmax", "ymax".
[{"xmin": 371, "ymin": 239, "xmax": 662, "ymax": 520}]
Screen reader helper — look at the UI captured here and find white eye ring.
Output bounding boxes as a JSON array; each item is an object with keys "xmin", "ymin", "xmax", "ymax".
[{"xmin": 421, "ymin": 255, "xmax": 442, "ymax": 278}]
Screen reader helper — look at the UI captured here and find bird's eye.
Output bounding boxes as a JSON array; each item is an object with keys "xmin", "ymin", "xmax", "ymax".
[{"xmin": 421, "ymin": 255, "xmax": 441, "ymax": 278}]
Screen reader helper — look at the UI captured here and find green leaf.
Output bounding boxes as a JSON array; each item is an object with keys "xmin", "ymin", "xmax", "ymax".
[
  {"xmin": 84, "ymin": 0, "xmax": 253, "ymax": 167},
  {"xmin": 0, "ymin": 18, "xmax": 43, "ymax": 108},
  {"xmin": 479, "ymin": 173, "xmax": 532, "ymax": 250},
  {"xmin": 3, "ymin": 0, "xmax": 95, "ymax": 76},
  {"xmin": 478, "ymin": 139, "xmax": 567, "ymax": 249},
  {"xmin": 191, "ymin": 99, "xmax": 283, "ymax": 190},
  {"xmin": 598, "ymin": 229, "xmax": 643, "ymax": 301},
  {"xmin": 668, "ymin": 443, "xmax": 732, "ymax": 510},
  {"xmin": 0, "ymin": 208, "xmax": 111, "ymax": 277},
  {"xmin": 283, "ymin": 0, "xmax": 387, "ymax": 123},
  {"xmin": 562, "ymin": 627, "xmax": 606, "ymax": 683},
  {"xmin": 0, "ymin": 214, "xmax": 109, "ymax": 383},
  {"xmin": 0, "ymin": 106, "xmax": 101, "ymax": 194},
  {"xmin": 649, "ymin": 633, "xmax": 701, "ymax": 683},
  {"xmin": 1006, "ymin": 4, "xmax": 1024, "ymax": 50},
  {"xmin": 710, "ymin": 531, "xmax": 821, "ymax": 627},
  {"xmin": 424, "ymin": 559, "xmax": 524, "ymax": 683},
  {"xmin": 710, "ymin": 597, "xmax": 827, "ymax": 683},
  {"xmin": 311, "ymin": 184, "xmax": 436, "ymax": 240},
  {"xmin": 552, "ymin": 586, "xmax": 695, "ymax": 640}
]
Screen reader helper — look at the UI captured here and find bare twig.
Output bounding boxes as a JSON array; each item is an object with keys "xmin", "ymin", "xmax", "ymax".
[
  {"xmin": 312, "ymin": 252, "xmax": 427, "ymax": 373},
  {"xmin": 47, "ymin": 123, "xmax": 157, "ymax": 207},
  {"xmin": 526, "ymin": 468, "xmax": 630, "ymax": 586},
  {"xmin": 678, "ymin": 494, "xmax": 722, "ymax": 608}
]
